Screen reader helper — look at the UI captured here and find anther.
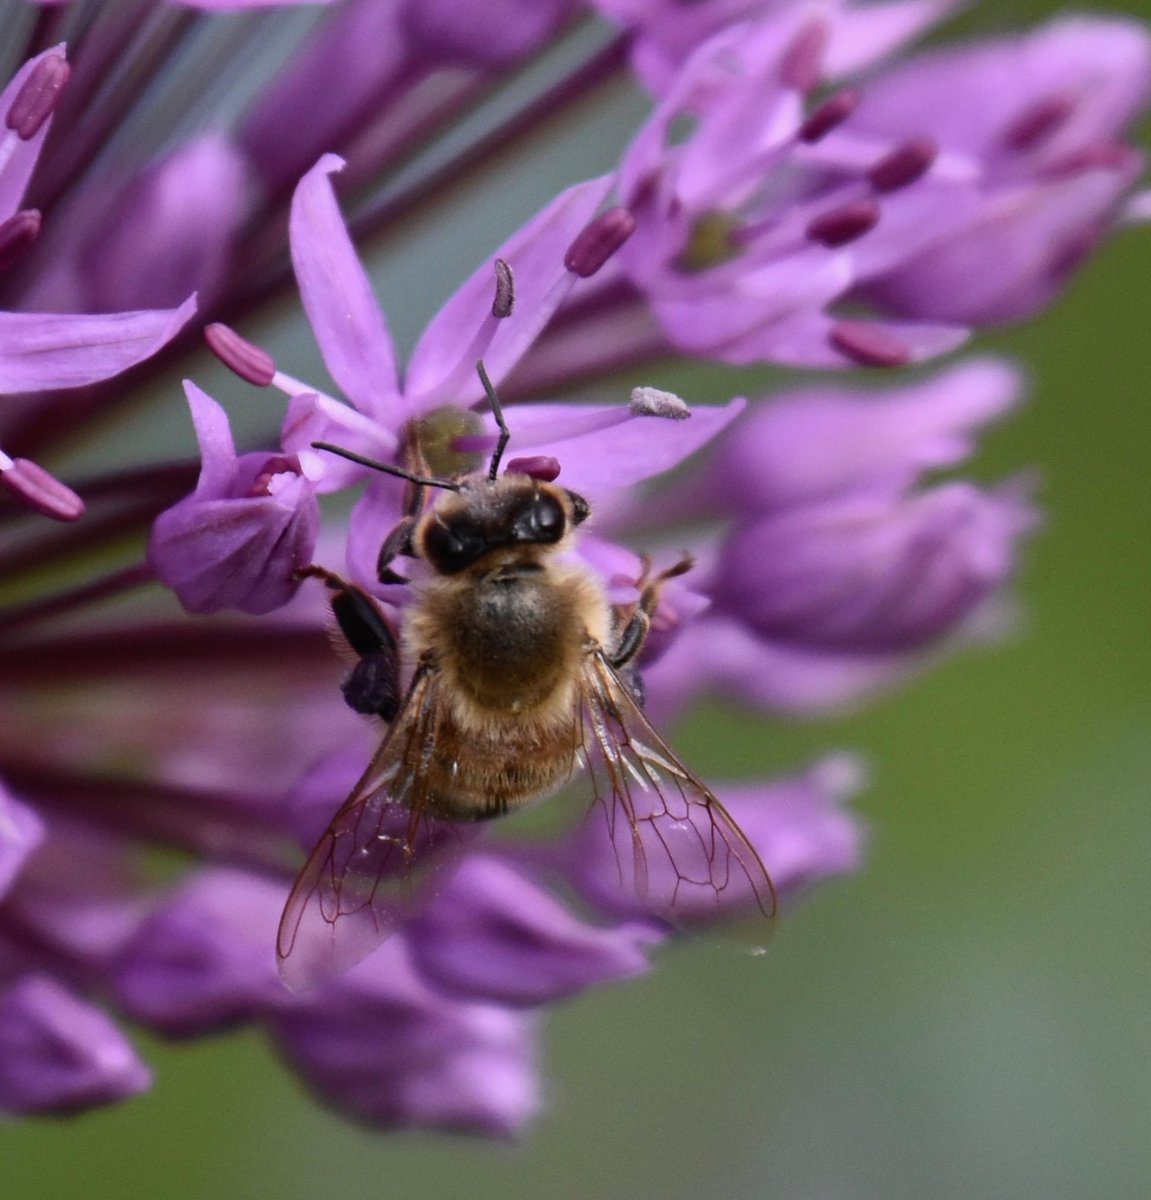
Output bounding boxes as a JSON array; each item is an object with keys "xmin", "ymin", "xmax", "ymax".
[
  {"xmin": 205, "ymin": 323, "xmax": 276, "ymax": 386},
  {"xmin": 0, "ymin": 456, "xmax": 84, "ymax": 521},
  {"xmin": 1044, "ymin": 142, "xmax": 1133, "ymax": 178},
  {"xmin": 868, "ymin": 136, "xmax": 937, "ymax": 193},
  {"xmin": 780, "ymin": 17, "xmax": 829, "ymax": 94},
  {"xmin": 1002, "ymin": 95, "xmax": 1075, "ymax": 152},
  {"xmin": 631, "ymin": 386, "xmax": 690, "ymax": 420},
  {"xmin": 6, "ymin": 53, "xmax": 70, "ymax": 140},
  {"xmin": 830, "ymin": 320, "xmax": 911, "ymax": 368},
  {"xmin": 492, "ymin": 258, "xmax": 515, "ymax": 317},
  {"xmin": 798, "ymin": 88, "xmax": 860, "ymax": 143},
  {"xmin": 564, "ymin": 207, "xmax": 636, "ymax": 278},
  {"xmin": 0, "ymin": 209, "xmax": 41, "ymax": 271},
  {"xmin": 806, "ymin": 199, "xmax": 880, "ymax": 247},
  {"xmin": 505, "ymin": 455, "xmax": 561, "ymax": 482}
]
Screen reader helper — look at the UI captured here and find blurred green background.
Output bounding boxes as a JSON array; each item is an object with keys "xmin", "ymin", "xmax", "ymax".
[{"xmin": 5, "ymin": 2, "xmax": 1151, "ymax": 1197}]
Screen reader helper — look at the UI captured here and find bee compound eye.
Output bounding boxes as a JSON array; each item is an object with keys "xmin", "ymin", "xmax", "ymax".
[
  {"xmin": 423, "ymin": 515, "xmax": 487, "ymax": 573},
  {"xmin": 534, "ymin": 494, "xmax": 564, "ymax": 538},
  {"xmin": 565, "ymin": 490, "xmax": 590, "ymax": 526},
  {"xmin": 511, "ymin": 493, "xmax": 565, "ymax": 544}
]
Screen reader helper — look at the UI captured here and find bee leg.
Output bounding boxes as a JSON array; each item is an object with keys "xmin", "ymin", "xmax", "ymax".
[
  {"xmin": 609, "ymin": 554, "xmax": 695, "ymax": 670},
  {"xmin": 376, "ymin": 466, "xmax": 428, "ymax": 584},
  {"xmin": 376, "ymin": 517, "xmax": 418, "ymax": 585},
  {"xmin": 297, "ymin": 566, "xmax": 402, "ymax": 722}
]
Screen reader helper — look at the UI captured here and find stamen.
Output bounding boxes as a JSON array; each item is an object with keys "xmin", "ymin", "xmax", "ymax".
[
  {"xmin": 1002, "ymin": 94, "xmax": 1075, "ymax": 152},
  {"xmin": 492, "ymin": 258, "xmax": 515, "ymax": 318},
  {"xmin": 1043, "ymin": 142, "xmax": 1133, "ymax": 178},
  {"xmin": 806, "ymin": 200, "xmax": 880, "ymax": 247},
  {"xmin": 869, "ymin": 136, "xmax": 937, "ymax": 193},
  {"xmin": 505, "ymin": 456, "xmax": 561, "ymax": 482},
  {"xmin": 6, "ymin": 53, "xmax": 70, "ymax": 140},
  {"xmin": 205, "ymin": 323, "xmax": 276, "ymax": 386},
  {"xmin": 780, "ymin": 17, "xmax": 829, "ymax": 94},
  {"xmin": 0, "ymin": 455, "xmax": 85, "ymax": 521},
  {"xmin": 564, "ymin": 207, "xmax": 636, "ymax": 278},
  {"xmin": 830, "ymin": 321, "xmax": 911, "ymax": 368},
  {"xmin": 798, "ymin": 88, "xmax": 861, "ymax": 143},
  {"xmin": 248, "ymin": 455, "xmax": 300, "ymax": 497},
  {"xmin": 630, "ymin": 386, "xmax": 690, "ymax": 420},
  {"xmin": 0, "ymin": 209, "xmax": 41, "ymax": 271}
]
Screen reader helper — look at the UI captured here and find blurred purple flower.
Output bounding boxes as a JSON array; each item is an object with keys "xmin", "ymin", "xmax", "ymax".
[
  {"xmin": 588, "ymin": 9, "xmax": 974, "ymax": 369},
  {"xmin": 592, "ymin": 0, "xmax": 963, "ymax": 94},
  {"xmin": 645, "ymin": 359, "xmax": 1038, "ymax": 715},
  {"xmin": 0, "ymin": 976, "xmax": 151, "ymax": 1116},
  {"xmin": 845, "ymin": 15, "xmax": 1151, "ymax": 324},
  {"xmin": 0, "ymin": 47, "xmax": 197, "ymax": 518},
  {"xmin": 544, "ymin": 8, "xmax": 1149, "ymax": 373},
  {"xmin": 0, "ymin": 784, "xmax": 43, "ymax": 901}
]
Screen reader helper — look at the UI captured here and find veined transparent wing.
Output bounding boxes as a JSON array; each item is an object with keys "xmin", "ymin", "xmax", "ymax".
[
  {"xmin": 276, "ymin": 666, "xmax": 474, "ymax": 991},
  {"xmin": 579, "ymin": 650, "xmax": 777, "ymax": 935}
]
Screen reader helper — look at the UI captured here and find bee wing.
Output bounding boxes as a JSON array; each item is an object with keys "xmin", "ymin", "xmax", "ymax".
[
  {"xmin": 579, "ymin": 650, "xmax": 777, "ymax": 935},
  {"xmin": 277, "ymin": 665, "xmax": 473, "ymax": 991}
]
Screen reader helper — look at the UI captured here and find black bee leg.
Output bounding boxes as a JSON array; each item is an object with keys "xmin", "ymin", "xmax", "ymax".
[
  {"xmin": 376, "ymin": 517, "xmax": 418, "ymax": 585},
  {"xmin": 596, "ymin": 553, "xmax": 690, "ymax": 706},
  {"xmin": 376, "ymin": 463, "xmax": 429, "ymax": 584},
  {"xmin": 608, "ymin": 554, "xmax": 695, "ymax": 670},
  {"xmin": 609, "ymin": 609, "xmax": 651, "ymax": 670},
  {"xmin": 297, "ymin": 566, "xmax": 402, "ymax": 722}
]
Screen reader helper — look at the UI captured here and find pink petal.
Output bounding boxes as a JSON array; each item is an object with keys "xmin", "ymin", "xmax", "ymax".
[
  {"xmin": 405, "ymin": 175, "xmax": 613, "ymax": 411},
  {"xmin": 826, "ymin": 0, "xmax": 965, "ymax": 77},
  {"xmin": 289, "ymin": 154, "xmax": 400, "ymax": 421},
  {"xmin": 0, "ymin": 294, "xmax": 196, "ymax": 392},
  {"xmin": 183, "ymin": 380, "xmax": 237, "ymax": 497}
]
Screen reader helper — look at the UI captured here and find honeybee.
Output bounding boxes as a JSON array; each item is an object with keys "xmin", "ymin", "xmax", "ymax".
[{"xmin": 277, "ymin": 366, "xmax": 775, "ymax": 990}]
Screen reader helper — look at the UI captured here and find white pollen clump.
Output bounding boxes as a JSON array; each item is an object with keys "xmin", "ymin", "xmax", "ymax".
[{"xmin": 630, "ymin": 386, "xmax": 691, "ymax": 420}]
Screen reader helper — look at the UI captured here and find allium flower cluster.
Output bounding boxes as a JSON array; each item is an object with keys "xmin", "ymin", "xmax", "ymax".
[{"xmin": 0, "ymin": 0, "xmax": 1146, "ymax": 1136}]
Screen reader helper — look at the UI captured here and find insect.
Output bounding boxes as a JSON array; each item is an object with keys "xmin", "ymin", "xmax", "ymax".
[{"xmin": 277, "ymin": 363, "xmax": 776, "ymax": 990}]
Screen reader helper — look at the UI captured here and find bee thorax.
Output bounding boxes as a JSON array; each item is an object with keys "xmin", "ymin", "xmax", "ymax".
[{"xmin": 406, "ymin": 559, "xmax": 608, "ymax": 723}]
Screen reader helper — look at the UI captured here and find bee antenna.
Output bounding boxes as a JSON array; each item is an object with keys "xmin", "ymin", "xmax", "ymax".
[
  {"xmin": 476, "ymin": 360, "xmax": 510, "ymax": 482},
  {"xmin": 310, "ymin": 442, "xmax": 461, "ymax": 491}
]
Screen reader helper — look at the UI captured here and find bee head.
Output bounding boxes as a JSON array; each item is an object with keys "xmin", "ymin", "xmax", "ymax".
[{"xmin": 419, "ymin": 476, "xmax": 590, "ymax": 575}]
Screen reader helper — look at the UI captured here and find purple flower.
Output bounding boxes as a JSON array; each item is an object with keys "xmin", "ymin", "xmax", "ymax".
[
  {"xmin": 594, "ymin": 0, "xmax": 963, "ymax": 96},
  {"xmin": 548, "ymin": 9, "xmax": 1149, "ymax": 372},
  {"xmin": 269, "ymin": 942, "xmax": 541, "ymax": 1138},
  {"xmin": 711, "ymin": 480, "xmax": 1035, "ymax": 653},
  {"xmin": 0, "ymin": 47, "xmax": 197, "ymax": 520},
  {"xmin": 0, "ymin": 0, "xmax": 1136, "ymax": 1140},
  {"xmin": 601, "ymin": 10, "xmax": 973, "ymax": 368},
  {"xmin": 110, "ymin": 863, "xmax": 543, "ymax": 1134},
  {"xmin": 0, "ymin": 976, "xmax": 151, "ymax": 1116},
  {"xmin": 23, "ymin": 134, "xmax": 250, "ymax": 314},
  {"xmin": 406, "ymin": 854, "xmax": 660, "ymax": 1007},
  {"xmin": 644, "ymin": 360, "xmax": 1038, "ymax": 715},
  {"xmin": 148, "ymin": 382, "xmax": 319, "ymax": 615},
  {"xmin": 0, "ymin": 783, "xmax": 43, "ymax": 901},
  {"xmin": 844, "ymin": 15, "xmax": 1151, "ymax": 324},
  {"xmin": 193, "ymin": 154, "xmax": 743, "ymax": 614}
]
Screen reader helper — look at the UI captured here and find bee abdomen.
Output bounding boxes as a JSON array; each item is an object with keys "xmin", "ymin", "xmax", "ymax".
[{"xmin": 426, "ymin": 727, "xmax": 579, "ymax": 820}]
